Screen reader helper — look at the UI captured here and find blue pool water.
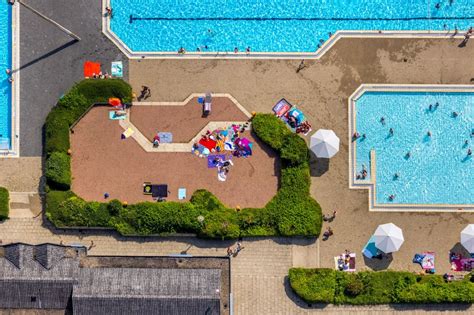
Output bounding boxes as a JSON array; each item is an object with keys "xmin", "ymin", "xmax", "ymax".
[
  {"xmin": 355, "ymin": 91, "xmax": 474, "ymax": 205},
  {"xmin": 109, "ymin": 0, "xmax": 474, "ymax": 53},
  {"xmin": 0, "ymin": 1, "xmax": 11, "ymax": 149}
]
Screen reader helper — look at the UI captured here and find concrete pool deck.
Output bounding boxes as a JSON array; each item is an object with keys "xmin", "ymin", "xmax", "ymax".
[{"xmin": 128, "ymin": 36, "xmax": 474, "ymax": 312}]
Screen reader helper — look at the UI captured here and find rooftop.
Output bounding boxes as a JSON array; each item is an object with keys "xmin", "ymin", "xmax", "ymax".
[{"xmin": 0, "ymin": 243, "xmax": 230, "ymax": 315}]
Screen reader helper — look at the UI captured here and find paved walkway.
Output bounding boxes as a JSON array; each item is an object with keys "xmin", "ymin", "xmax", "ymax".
[
  {"xmin": 127, "ymin": 37, "xmax": 474, "ymax": 314},
  {"xmin": 0, "ymin": 217, "xmax": 471, "ymax": 314}
]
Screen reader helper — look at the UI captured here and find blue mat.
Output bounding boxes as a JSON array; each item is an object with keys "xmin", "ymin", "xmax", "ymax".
[
  {"xmin": 158, "ymin": 132, "xmax": 173, "ymax": 143},
  {"xmin": 207, "ymin": 154, "xmax": 226, "ymax": 168}
]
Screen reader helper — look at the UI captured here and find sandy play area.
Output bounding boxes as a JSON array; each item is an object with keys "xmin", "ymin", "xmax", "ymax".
[{"xmin": 70, "ymin": 106, "xmax": 279, "ymax": 208}]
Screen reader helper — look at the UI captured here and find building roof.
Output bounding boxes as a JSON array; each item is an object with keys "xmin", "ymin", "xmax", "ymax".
[
  {"xmin": 0, "ymin": 243, "xmax": 227, "ymax": 315},
  {"xmin": 73, "ymin": 268, "xmax": 221, "ymax": 315}
]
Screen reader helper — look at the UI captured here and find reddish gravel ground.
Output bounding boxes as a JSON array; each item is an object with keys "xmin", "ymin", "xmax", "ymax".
[
  {"xmin": 71, "ymin": 106, "xmax": 279, "ymax": 208},
  {"xmin": 131, "ymin": 97, "xmax": 249, "ymax": 142}
]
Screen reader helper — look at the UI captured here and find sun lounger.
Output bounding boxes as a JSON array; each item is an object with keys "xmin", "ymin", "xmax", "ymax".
[
  {"xmin": 272, "ymin": 98, "xmax": 292, "ymax": 117},
  {"xmin": 203, "ymin": 92, "xmax": 212, "ymax": 117}
]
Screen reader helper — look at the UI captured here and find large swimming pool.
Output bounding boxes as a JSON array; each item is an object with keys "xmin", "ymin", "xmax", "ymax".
[
  {"xmin": 353, "ymin": 90, "xmax": 473, "ymax": 207},
  {"xmin": 0, "ymin": 2, "xmax": 11, "ymax": 150},
  {"xmin": 109, "ymin": 0, "xmax": 474, "ymax": 53}
]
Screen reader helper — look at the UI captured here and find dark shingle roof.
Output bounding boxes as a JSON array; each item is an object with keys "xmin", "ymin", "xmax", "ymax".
[
  {"xmin": 34, "ymin": 244, "xmax": 66, "ymax": 270},
  {"xmin": 0, "ymin": 279, "xmax": 74, "ymax": 309},
  {"xmin": 73, "ymin": 268, "xmax": 221, "ymax": 315},
  {"xmin": 4, "ymin": 244, "xmax": 22, "ymax": 268},
  {"xmin": 0, "ymin": 244, "xmax": 226, "ymax": 314},
  {"xmin": 73, "ymin": 296, "xmax": 220, "ymax": 315}
]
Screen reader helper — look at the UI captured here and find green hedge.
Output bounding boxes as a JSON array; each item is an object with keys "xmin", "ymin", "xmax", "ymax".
[
  {"xmin": 44, "ymin": 79, "xmax": 132, "ymax": 155},
  {"xmin": 289, "ymin": 268, "xmax": 474, "ymax": 305},
  {"xmin": 45, "ymin": 152, "xmax": 71, "ymax": 190},
  {"xmin": 45, "ymin": 91, "xmax": 322, "ymax": 238},
  {"xmin": 0, "ymin": 187, "xmax": 9, "ymax": 220}
]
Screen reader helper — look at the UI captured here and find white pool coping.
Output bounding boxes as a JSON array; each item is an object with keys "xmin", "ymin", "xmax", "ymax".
[
  {"xmin": 0, "ymin": 1, "xmax": 20, "ymax": 158},
  {"xmin": 102, "ymin": 0, "xmax": 467, "ymax": 59},
  {"xmin": 348, "ymin": 84, "xmax": 474, "ymax": 212}
]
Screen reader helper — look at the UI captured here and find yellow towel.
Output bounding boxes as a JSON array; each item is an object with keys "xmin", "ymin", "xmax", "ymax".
[
  {"xmin": 122, "ymin": 127, "xmax": 134, "ymax": 138},
  {"xmin": 216, "ymin": 139, "xmax": 225, "ymax": 152}
]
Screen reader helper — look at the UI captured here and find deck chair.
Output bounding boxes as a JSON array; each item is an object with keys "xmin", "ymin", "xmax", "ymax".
[{"xmin": 203, "ymin": 92, "xmax": 212, "ymax": 117}]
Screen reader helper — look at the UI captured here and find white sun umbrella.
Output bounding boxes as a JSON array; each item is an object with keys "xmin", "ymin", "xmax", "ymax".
[
  {"xmin": 374, "ymin": 223, "xmax": 404, "ymax": 254},
  {"xmin": 461, "ymin": 224, "xmax": 474, "ymax": 253},
  {"xmin": 310, "ymin": 129, "xmax": 340, "ymax": 158}
]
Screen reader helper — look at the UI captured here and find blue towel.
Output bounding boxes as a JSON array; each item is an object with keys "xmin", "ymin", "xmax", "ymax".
[
  {"xmin": 158, "ymin": 132, "xmax": 173, "ymax": 143},
  {"xmin": 109, "ymin": 111, "xmax": 126, "ymax": 120},
  {"xmin": 178, "ymin": 188, "xmax": 186, "ymax": 200}
]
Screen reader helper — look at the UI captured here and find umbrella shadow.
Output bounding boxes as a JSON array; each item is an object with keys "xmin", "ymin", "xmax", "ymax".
[
  {"xmin": 309, "ymin": 151, "xmax": 330, "ymax": 177},
  {"xmin": 450, "ymin": 242, "xmax": 471, "ymax": 259},
  {"xmin": 363, "ymin": 253, "xmax": 393, "ymax": 271}
]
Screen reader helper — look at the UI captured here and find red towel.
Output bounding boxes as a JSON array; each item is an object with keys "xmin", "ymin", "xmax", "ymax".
[
  {"xmin": 84, "ymin": 61, "xmax": 101, "ymax": 78},
  {"xmin": 199, "ymin": 138, "xmax": 217, "ymax": 151}
]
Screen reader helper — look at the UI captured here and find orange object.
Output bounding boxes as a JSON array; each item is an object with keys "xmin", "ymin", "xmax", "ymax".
[
  {"xmin": 83, "ymin": 61, "xmax": 101, "ymax": 78},
  {"xmin": 108, "ymin": 98, "xmax": 122, "ymax": 107}
]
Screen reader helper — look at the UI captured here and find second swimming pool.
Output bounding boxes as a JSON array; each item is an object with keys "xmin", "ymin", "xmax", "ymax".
[{"xmin": 353, "ymin": 90, "xmax": 473, "ymax": 207}]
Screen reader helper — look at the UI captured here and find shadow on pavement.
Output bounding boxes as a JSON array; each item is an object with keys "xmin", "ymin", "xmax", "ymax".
[
  {"xmin": 19, "ymin": 39, "xmax": 79, "ymax": 71},
  {"xmin": 363, "ymin": 253, "xmax": 393, "ymax": 270},
  {"xmin": 309, "ymin": 151, "xmax": 330, "ymax": 177}
]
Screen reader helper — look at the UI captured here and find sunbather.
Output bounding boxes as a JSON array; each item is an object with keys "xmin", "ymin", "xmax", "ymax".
[{"xmin": 153, "ymin": 133, "xmax": 160, "ymax": 148}]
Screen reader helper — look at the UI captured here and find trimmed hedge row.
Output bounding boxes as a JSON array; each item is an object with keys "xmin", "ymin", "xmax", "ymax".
[
  {"xmin": 289, "ymin": 268, "xmax": 474, "ymax": 305},
  {"xmin": 45, "ymin": 82, "xmax": 322, "ymax": 238},
  {"xmin": 44, "ymin": 79, "xmax": 132, "ymax": 188},
  {"xmin": 0, "ymin": 187, "xmax": 9, "ymax": 220}
]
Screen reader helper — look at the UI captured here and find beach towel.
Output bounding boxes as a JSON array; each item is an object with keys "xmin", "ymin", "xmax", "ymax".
[
  {"xmin": 218, "ymin": 169, "xmax": 227, "ymax": 181},
  {"xmin": 334, "ymin": 253, "xmax": 356, "ymax": 272},
  {"xmin": 122, "ymin": 127, "xmax": 134, "ymax": 139},
  {"xmin": 192, "ymin": 144, "xmax": 210, "ymax": 157},
  {"xmin": 158, "ymin": 132, "xmax": 173, "ymax": 143},
  {"xmin": 178, "ymin": 188, "xmax": 186, "ymax": 200},
  {"xmin": 207, "ymin": 154, "xmax": 226, "ymax": 168},
  {"xmin": 111, "ymin": 61, "xmax": 123, "ymax": 78},
  {"xmin": 224, "ymin": 141, "xmax": 234, "ymax": 151},
  {"xmin": 109, "ymin": 111, "xmax": 126, "ymax": 120},
  {"xmin": 199, "ymin": 138, "xmax": 217, "ymax": 151},
  {"xmin": 422, "ymin": 252, "xmax": 435, "ymax": 270},
  {"xmin": 83, "ymin": 61, "xmax": 101, "ymax": 78},
  {"xmin": 215, "ymin": 139, "xmax": 225, "ymax": 152}
]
